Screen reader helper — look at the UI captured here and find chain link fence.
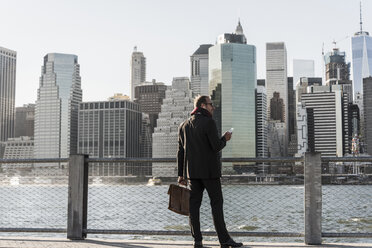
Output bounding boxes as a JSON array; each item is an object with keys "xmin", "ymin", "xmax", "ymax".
[
  {"xmin": 1, "ymin": 156, "xmax": 372, "ymax": 241},
  {"xmin": 322, "ymin": 160, "xmax": 372, "ymax": 235},
  {"xmin": 0, "ymin": 161, "xmax": 69, "ymax": 231},
  {"xmin": 87, "ymin": 162, "xmax": 305, "ymax": 236}
]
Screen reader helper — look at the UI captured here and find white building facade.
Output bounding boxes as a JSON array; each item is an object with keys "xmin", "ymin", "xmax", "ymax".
[
  {"xmin": 300, "ymin": 85, "xmax": 348, "ymax": 157},
  {"xmin": 152, "ymin": 77, "xmax": 194, "ymax": 177}
]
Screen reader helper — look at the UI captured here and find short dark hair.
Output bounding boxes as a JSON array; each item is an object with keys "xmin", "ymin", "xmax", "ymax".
[{"xmin": 194, "ymin": 95, "xmax": 210, "ymax": 108}]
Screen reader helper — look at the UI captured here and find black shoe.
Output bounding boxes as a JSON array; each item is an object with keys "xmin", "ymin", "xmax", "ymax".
[
  {"xmin": 220, "ymin": 238, "xmax": 243, "ymax": 247},
  {"xmin": 194, "ymin": 240, "xmax": 204, "ymax": 248}
]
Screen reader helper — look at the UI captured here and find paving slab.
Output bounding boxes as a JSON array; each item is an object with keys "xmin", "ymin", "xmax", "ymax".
[{"xmin": 0, "ymin": 237, "xmax": 372, "ymax": 248}]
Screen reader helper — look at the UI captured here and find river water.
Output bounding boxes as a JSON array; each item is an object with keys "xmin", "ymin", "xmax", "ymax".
[{"xmin": 0, "ymin": 183, "xmax": 371, "ymax": 242}]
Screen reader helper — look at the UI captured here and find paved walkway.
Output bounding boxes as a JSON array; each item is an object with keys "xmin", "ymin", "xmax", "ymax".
[{"xmin": 0, "ymin": 237, "xmax": 372, "ymax": 248}]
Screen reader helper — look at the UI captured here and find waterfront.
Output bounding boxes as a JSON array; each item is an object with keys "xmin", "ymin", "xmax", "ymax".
[{"xmin": 0, "ymin": 183, "xmax": 371, "ymax": 242}]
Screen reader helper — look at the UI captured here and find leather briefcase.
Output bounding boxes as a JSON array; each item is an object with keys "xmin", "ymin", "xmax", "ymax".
[{"xmin": 167, "ymin": 184, "xmax": 190, "ymax": 216}]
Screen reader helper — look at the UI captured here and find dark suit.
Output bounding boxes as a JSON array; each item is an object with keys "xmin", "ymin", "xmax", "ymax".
[{"xmin": 177, "ymin": 108, "xmax": 230, "ymax": 243}]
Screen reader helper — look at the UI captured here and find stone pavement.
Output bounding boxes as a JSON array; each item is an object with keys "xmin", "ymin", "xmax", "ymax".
[{"xmin": 0, "ymin": 237, "xmax": 372, "ymax": 248}]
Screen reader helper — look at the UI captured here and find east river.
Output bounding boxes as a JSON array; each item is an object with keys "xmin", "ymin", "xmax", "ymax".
[{"xmin": 1, "ymin": 183, "xmax": 371, "ymax": 242}]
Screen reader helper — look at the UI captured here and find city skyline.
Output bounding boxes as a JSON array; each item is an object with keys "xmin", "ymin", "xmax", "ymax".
[{"xmin": 1, "ymin": 0, "xmax": 370, "ymax": 107}]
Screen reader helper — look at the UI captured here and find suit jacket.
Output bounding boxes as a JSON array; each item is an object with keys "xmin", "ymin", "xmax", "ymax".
[{"xmin": 177, "ymin": 108, "xmax": 226, "ymax": 179}]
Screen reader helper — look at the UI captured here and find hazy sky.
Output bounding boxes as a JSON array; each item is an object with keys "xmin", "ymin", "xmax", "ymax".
[{"xmin": 1, "ymin": 0, "xmax": 369, "ymax": 106}]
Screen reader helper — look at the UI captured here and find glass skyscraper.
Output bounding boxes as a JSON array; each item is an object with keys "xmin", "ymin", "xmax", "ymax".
[
  {"xmin": 351, "ymin": 5, "xmax": 372, "ymax": 99},
  {"xmin": 34, "ymin": 53, "xmax": 82, "ymax": 159},
  {"xmin": 209, "ymin": 21, "xmax": 256, "ymax": 159}
]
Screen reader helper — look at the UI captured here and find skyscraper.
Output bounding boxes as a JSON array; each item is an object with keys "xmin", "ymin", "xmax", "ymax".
[
  {"xmin": 209, "ymin": 21, "xmax": 256, "ymax": 160},
  {"xmin": 134, "ymin": 80, "xmax": 168, "ymax": 132},
  {"xmin": 352, "ymin": 2, "xmax": 372, "ymax": 99},
  {"xmin": 324, "ymin": 48, "xmax": 350, "ymax": 86},
  {"xmin": 34, "ymin": 53, "xmax": 82, "ymax": 160},
  {"xmin": 363, "ymin": 77, "xmax": 372, "ymax": 155},
  {"xmin": 190, "ymin": 44, "xmax": 212, "ymax": 96},
  {"xmin": 293, "ymin": 59, "xmax": 315, "ymax": 86},
  {"xmin": 15, "ymin": 104, "xmax": 35, "ymax": 138},
  {"xmin": 300, "ymin": 85, "xmax": 349, "ymax": 157},
  {"xmin": 78, "ymin": 100, "xmax": 143, "ymax": 176},
  {"xmin": 288, "ymin": 77, "xmax": 297, "ymax": 156},
  {"xmin": 152, "ymin": 77, "xmax": 194, "ymax": 177},
  {"xmin": 266, "ymin": 42, "xmax": 288, "ymax": 156},
  {"xmin": 295, "ymin": 77, "xmax": 323, "ymax": 106},
  {"xmin": 0, "ymin": 47, "xmax": 17, "ymax": 142},
  {"xmin": 256, "ymin": 86, "xmax": 267, "ymax": 158},
  {"xmin": 130, "ymin": 47, "xmax": 146, "ymax": 100}
]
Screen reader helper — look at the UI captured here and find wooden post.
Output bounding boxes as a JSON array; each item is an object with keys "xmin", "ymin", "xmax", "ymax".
[
  {"xmin": 67, "ymin": 154, "xmax": 88, "ymax": 240},
  {"xmin": 304, "ymin": 152, "xmax": 322, "ymax": 245}
]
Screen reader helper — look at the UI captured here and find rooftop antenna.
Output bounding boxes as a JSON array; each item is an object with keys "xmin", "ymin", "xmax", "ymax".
[
  {"xmin": 360, "ymin": 1, "xmax": 363, "ymax": 33},
  {"xmin": 134, "ymin": 46, "xmax": 137, "ymax": 52}
]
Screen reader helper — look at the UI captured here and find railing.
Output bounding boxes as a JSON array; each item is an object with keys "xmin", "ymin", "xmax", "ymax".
[{"xmin": 1, "ymin": 153, "xmax": 372, "ymax": 245}]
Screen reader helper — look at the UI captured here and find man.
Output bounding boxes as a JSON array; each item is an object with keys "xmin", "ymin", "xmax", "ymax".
[{"xmin": 177, "ymin": 95, "xmax": 243, "ymax": 248}]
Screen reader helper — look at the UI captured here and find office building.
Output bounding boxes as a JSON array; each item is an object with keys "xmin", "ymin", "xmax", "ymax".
[
  {"xmin": 300, "ymin": 85, "xmax": 349, "ymax": 157},
  {"xmin": 256, "ymin": 86, "xmax": 267, "ymax": 158},
  {"xmin": 130, "ymin": 47, "xmax": 146, "ymax": 100},
  {"xmin": 34, "ymin": 53, "xmax": 82, "ymax": 161},
  {"xmin": 363, "ymin": 77, "xmax": 372, "ymax": 155},
  {"xmin": 2, "ymin": 136, "xmax": 34, "ymax": 169},
  {"xmin": 296, "ymin": 104, "xmax": 309, "ymax": 156},
  {"xmin": 140, "ymin": 113, "xmax": 152, "ymax": 160},
  {"xmin": 354, "ymin": 92, "xmax": 364, "ymax": 140},
  {"xmin": 15, "ymin": 104, "xmax": 35, "ymax": 138},
  {"xmin": 134, "ymin": 80, "xmax": 168, "ymax": 132},
  {"xmin": 152, "ymin": 77, "xmax": 194, "ymax": 177},
  {"xmin": 266, "ymin": 42, "xmax": 288, "ymax": 156},
  {"xmin": 295, "ymin": 77, "xmax": 323, "ymax": 105},
  {"xmin": 0, "ymin": 47, "xmax": 17, "ymax": 142},
  {"xmin": 352, "ymin": 3, "xmax": 372, "ymax": 99},
  {"xmin": 293, "ymin": 59, "xmax": 315, "ymax": 86},
  {"xmin": 287, "ymin": 77, "xmax": 297, "ymax": 156},
  {"xmin": 190, "ymin": 44, "xmax": 212, "ymax": 96},
  {"xmin": 209, "ymin": 21, "xmax": 256, "ymax": 161},
  {"xmin": 350, "ymin": 103, "xmax": 360, "ymax": 138},
  {"xmin": 78, "ymin": 100, "xmax": 143, "ymax": 176}
]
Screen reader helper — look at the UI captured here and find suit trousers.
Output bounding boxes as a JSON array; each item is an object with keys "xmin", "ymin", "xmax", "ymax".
[{"xmin": 188, "ymin": 178, "xmax": 230, "ymax": 243}]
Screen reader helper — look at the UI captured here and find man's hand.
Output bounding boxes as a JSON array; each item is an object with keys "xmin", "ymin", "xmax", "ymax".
[
  {"xmin": 178, "ymin": 176, "xmax": 187, "ymax": 186},
  {"xmin": 223, "ymin": 131, "xmax": 232, "ymax": 141}
]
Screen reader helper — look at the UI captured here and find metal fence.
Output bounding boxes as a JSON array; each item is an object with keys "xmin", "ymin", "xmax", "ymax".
[
  {"xmin": 321, "ymin": 157, "xmax": 372, "ymax": 238},
  {"xmin": 1, "ymin": 154, "xmax": 372, "ymax": 244},
  {"xmin": 0, "ymin": 158, "xmax": 69, "ymax": 233}
]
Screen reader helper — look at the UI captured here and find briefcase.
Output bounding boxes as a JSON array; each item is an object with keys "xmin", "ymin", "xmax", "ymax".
[{"xmin": 167, "ymin": 184, "xmax": 190, "ymax": 216}]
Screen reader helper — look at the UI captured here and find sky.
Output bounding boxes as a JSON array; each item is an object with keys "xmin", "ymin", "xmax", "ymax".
[{"xmin": 1, "ymin": 0, "xmax": 370, "ymax": 107}]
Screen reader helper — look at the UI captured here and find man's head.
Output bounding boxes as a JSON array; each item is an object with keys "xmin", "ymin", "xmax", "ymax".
[{"xmin": 194, "ymin": 95, "xmax": 215, "ymax": 115}]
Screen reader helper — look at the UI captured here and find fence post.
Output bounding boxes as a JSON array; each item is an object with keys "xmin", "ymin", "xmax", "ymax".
[
  {"xmin": 67, "ymin": 154, "xmax": 88, "ymax": 240},
  {"xmin": 304, "ymin": 152, "xmax": 322, "ymax": 245}
]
